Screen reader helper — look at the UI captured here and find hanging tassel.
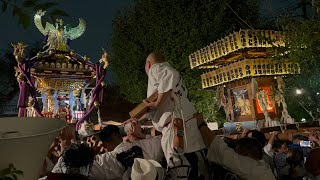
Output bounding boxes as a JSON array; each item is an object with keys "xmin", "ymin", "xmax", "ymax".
[
  {"xmin": 252, "ymin": 78, "xmax": 272, "ymax": 127},
  {"xmin": 217, "ymin": 86, "xmax": 230, "ymax": 122},
  {"xmin": 257, "ymin": 89, "xmax": 272, "ymax": 127},
  {"xmin": 277, "ymin": 77, "xmax": 295, "ymax": 124}
]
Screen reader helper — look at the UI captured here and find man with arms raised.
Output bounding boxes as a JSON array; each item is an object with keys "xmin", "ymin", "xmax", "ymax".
[{"xmin": 129, "ymin": 52, "xmax": 207, "ymax": 179}]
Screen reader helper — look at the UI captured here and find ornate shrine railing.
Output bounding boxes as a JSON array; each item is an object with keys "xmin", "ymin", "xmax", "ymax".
[{"xmin": 201, "ymin": 58, "xmax": 300, "ymax": 89}]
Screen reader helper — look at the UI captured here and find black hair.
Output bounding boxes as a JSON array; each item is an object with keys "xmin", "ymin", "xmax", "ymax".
[
  {"xmin": 98, "ymin": 125, "xmax": 121, "ymax": 143},
  {"xmin": 235, "ymin": 137, "xmax": 263, "ymax": 160},
  {"xmin": 286, "ymin": 148, "xmax": 303, "ymax": 167},
  {"xmin": 272, "ymin": 140, "xmax": 287, "ymax": 151},
  {"xmin": 223, "ymin": 137, "xmax": 239, "ymax": 150},
  {"xmin": 246, "ymin": 130, "xmax": 267, "ymax": 147},
  {"xmin": 284, "ymin": 148, "xmax": 304, "ymax": 180},
  {"xmin": 61, "ymin": 143, "xmax": 96, "ymax": 172}
]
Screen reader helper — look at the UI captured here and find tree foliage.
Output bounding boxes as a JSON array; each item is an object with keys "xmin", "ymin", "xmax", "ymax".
[
  {"xmin": 0, "ymin": 42, "xmax": 42, "ymax": 112},
  {"xmin": 0, "ymin": 48, "xmax": 18, "ymax": 101},
  {"xmin": 111, "ymin": 0, "xmax": 261, "ymax": 124},
  {"xmin": 274, "ymin": 5, "xmax": 320, "ymax": 121},
  {"xmin": 0, "ymin": 163, "xmax": 23, "ymax": 180},
  {"xmin": 283, "ymin": 20, "xmax": 320, "ymax": 121},
  {"xmin": 0, "ymin": 0, "xmax": 68, "ymax": 29}
]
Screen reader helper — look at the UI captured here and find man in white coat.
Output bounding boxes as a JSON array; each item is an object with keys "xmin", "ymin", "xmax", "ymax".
[
  {"xmin": 89, "ymin": 125, "xmax": 163, "ymax": 180},
  {"xmin": 138, "ymin": 52, "xmax": 208, "ymax": 179},
  {"xmin": 197, "ymin": 118, "xmax": 276, "ymax": 180}
]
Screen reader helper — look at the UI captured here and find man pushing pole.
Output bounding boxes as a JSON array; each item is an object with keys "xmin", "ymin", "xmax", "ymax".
[{"xmin": 126, "ymin": 52, "xmax": 208, "ymax": 179}]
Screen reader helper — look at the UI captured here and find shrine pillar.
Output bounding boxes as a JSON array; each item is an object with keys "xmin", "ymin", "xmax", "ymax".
[
  {"xmin": 72, "ymin": 89, "xmax": 81, "ymax": 121},
  {"xmin": 45, "ymin": 89, "xmax": 54, "ymax": 117}
]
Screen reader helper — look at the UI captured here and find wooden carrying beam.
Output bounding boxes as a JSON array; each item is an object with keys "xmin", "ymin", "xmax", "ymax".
[
  {"xmin": 213, "ymin": 121, "xmax": 320, "ymax": 136},
  {"xmin": 129, "ymin": 92, "xmax": 158, "ymax": 118},
  {"xmin": 259, "ymin": 121, "xmax": 320, "ymax": 133}
]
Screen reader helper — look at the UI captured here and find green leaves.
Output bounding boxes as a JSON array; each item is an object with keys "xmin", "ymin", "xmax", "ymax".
[
  {"xmin": 111, "ymin": 0, "xmax": 260, "ymax": 125},
  {"xmin": 1, "ymin": 0, "xmax": 68, "ymax": 29},
  {"xmin": 12, "ymin": 6, "xmax": 30, "ymax": 29},
  {"xmin": 0, "ymin": 163, "xmax": 23, "ymax": 180},
  {"xmin": 271, "ymin": 7, "xmax": 320, "ymax": 122}
]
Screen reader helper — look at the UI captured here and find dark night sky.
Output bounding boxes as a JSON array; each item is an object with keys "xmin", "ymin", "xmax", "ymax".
[
  {"xmin": 0, "ymin": 0, "xmax": 133, "ymax": 84},
  {"xmin": 0, "ymin": 0, "xmax": 296, "ymax": 84}
]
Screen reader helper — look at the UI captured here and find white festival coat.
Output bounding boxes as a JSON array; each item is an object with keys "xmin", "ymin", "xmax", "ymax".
[
  {"xmin": 147, "ymin": 62, "xmax": 205, "ymax": 163},
  {"xmin": 89, "ymin": 136, "xmax": 163, "ymax": 180}
]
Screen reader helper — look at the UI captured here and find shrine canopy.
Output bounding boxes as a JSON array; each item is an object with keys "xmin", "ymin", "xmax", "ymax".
[
  {"xmin": 12, "ymin": 10, "xmax": 109, "ymax": 130},
  {"xmin": 188, "ymin": 30, "xmax": 300, "ymax": 89}
]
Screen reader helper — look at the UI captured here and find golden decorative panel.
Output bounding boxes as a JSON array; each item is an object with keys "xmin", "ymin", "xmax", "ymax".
[
  {"xmin": 36, "ymin": 78, "xmax": 87, "ymax": 91},
  {"xmin": 201, "ymin": 58, "xmax": 300, "ymax": 89}
]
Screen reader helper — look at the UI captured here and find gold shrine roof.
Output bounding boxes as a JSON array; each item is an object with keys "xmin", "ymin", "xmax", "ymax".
[
  {"xmin": 188, "ymin": 29, "xmax": 303, "ymax": 89},
  {"xmin": 31, "ymin": 52, "xmax": 94, "ymax": 78},
  {"xmin": 31, "ymin": 52, "xmax": 95, "ymax": 91},
  {"xmin": 189, "ymin": 30, "xmax": 285, "ymax": 69}
]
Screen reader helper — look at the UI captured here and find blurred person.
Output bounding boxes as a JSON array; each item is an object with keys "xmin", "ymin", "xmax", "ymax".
[
  {"xmin": 126, "ymin": 52, "xmax": 207, "ymax": 179},
  {"xmin": 292, "ymin": 135, "xmax": 308, "ymax": 145},
  {"xmin": 264, "ymin": 131, "xmax": 280, "ymax": 158},
  {"xmin": 278, "ymin": 144, "xmax": 306, "ymax": 180},
  {"xmin": 305, "ymin": 148, "xmax": 320, "ymax": 180},
  {"xmin": 208, "ymin": 136, "xmax": 275, "ymax": 180},
  {"xmin": 151, "ymin": 126, "xmax": 162, "ymax": 137},
  {"xmin": 123, "ymin": 119, "xmax": 150, "ymax": 143},
  {"xmin": 274, "ymin": 140, "xmax": 290, "ymax": 175},
  {"xmin": 51, "ymin": 143, "xmax": 96, "ymax": 177},
  {"xmin": 56, "ymin": 125, "xmax": 77, "ymax": 156},
  {"xmin": 196, "ymin": 118, "xmax": 275, "ymax": 180},
  {"xmin": 291, "ymin": 134, "xmax": 311, "ymax": 160},
  {"xmin": 246, "ymin": 129, "xmax": 275, "ymax": 174},
  {"xmin": 309, "ymin": 134, "xmax": 320, "ymax": 148},
  {"xmin": 89, "ymin": 125, "xmax": 164, "ymax": 180},
  {"xmin": 272, "ymin": 140, "xmax": 289, "ymax": 154},
  {"xmin": 39, "ymin": 126, "xmax": 77, "ymax": 178}
]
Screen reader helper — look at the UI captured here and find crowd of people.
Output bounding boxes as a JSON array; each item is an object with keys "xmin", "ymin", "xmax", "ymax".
[
  {"xmin": 37, "ymin": 52, "xmax": 320, "ymax": 180},
  {"xmin": 38, "ymin": 119, "xmax": 320, "ymax": 180}
]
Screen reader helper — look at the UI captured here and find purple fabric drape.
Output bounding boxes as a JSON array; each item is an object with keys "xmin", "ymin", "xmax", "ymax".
[
  {"xmin": 18, "ymin": 64, "xmax": 44, "ymax": 117},
  {"xmin": 76, "ymin": 63, "xmax": 106, "ymax": 130},
  {"xmin": 18, "ymin": 82, "xmax": 27, "ymax": 107},
  {"xmin": 17, "ymin": 81, "xmax": 27, "ymax": 117}
]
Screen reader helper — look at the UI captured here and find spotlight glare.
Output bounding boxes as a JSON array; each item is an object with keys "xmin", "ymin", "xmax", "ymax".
[{"xmin": 296, "ymin": 89, "xmax": 302, "ymax": 95}]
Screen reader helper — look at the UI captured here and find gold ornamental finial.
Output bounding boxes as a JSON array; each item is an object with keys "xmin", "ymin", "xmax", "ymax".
[
  {"xmin": 12, "ymin": 42, "xmax": 28, "ymax": 64},
  {"xmin": 99, "ymin": 48, "xmax": 109, "ymax": 69}
]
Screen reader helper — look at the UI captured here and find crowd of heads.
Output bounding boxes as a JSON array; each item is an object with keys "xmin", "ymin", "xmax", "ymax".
[
  {"xmin": 40, "ymin": 121, "xmax": 320, "ymax": 180},
  {"xmin": 219, "ymin": 128, "xmax": 320, "ymax": 180}
]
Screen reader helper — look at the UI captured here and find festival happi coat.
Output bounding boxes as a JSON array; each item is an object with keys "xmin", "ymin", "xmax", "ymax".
[{"xmin": 12, "ymin": 10, "xmax": 108, "ymax": 130}]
